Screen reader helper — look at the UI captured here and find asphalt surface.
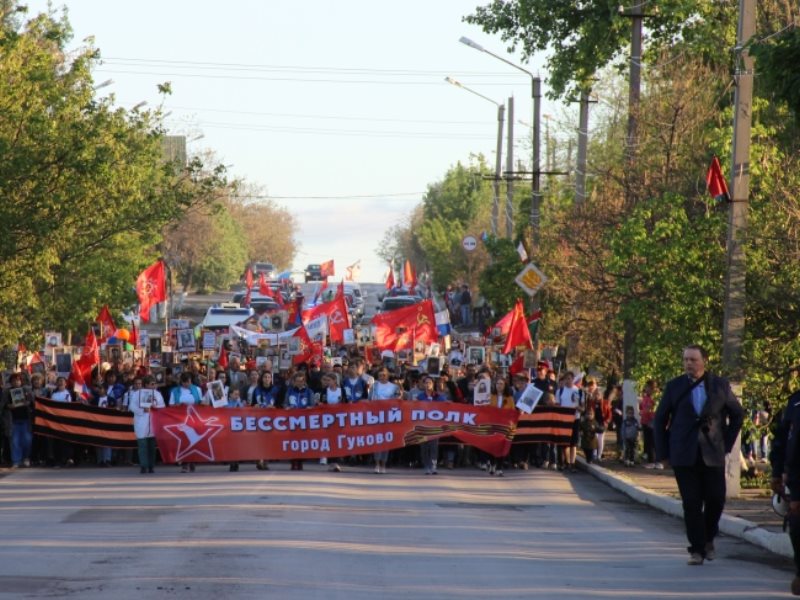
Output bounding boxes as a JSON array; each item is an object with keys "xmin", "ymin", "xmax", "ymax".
[{"xmin": 0, "ymin": 464, "xmax": 793, "ymax": 599}]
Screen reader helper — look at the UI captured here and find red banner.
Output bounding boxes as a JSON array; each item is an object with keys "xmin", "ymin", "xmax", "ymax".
[{"xmin": 151, "ymin": 400, "xmax": 518, "ymax": 463}]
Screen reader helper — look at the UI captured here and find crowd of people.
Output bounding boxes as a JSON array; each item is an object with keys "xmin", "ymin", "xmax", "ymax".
[{"xmin": 0, "ymin": 342, "xmax": 668, "ymax": 478}]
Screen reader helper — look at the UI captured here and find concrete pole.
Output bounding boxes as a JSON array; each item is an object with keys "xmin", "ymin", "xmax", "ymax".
[
  {"xmin": 531, "ymin": 77, "xmax": 542, "ymax": 358},
  {"xmin": 492, "ymin": 103, "xmax": 506, "ymax": 238},
  {"xmin": 722, "ymin": 0, "xmax": 755, "ymax": 499},
  {"xmin": 575, "ymin": 89, "xmax": 590, "ymax": 205},
  {"xmin": 505, "ymin": 96, "xmax": 514, "ymax": 239}
]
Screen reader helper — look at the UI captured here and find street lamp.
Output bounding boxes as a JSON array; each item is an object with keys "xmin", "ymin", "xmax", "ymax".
[
  {"xmin": 460, "ymin": 36, "xmax": 542, "ymax": 356},
  {"xmin": 445, "ymin": 76, "xmax": 505, "ymax": 238}
]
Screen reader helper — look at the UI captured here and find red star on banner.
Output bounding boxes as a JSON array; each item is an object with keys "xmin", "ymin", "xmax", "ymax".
[{"xmin": 163, "ymin": 406, "xmax": 224, "ymax": 462}]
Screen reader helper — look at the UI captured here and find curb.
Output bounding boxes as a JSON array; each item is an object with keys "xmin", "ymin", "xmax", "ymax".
[{"xmin": 577, "ymin": 457, "xmax": 793, "ymax": 559}]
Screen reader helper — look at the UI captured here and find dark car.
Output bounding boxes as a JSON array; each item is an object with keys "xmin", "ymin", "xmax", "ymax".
[
  {"xmin": 378, "ymin": 295, "xmax": 422, "ymax": 313},
  {"xmin": 305, "ymin": 264, "xmax": 324, "ymax": 283}
]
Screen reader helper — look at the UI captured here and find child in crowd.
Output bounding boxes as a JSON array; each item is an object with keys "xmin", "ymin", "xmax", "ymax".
[
  {"xmin": 621, "ymin": 406, "xmax": 640, "ymax": 466},
  {"xmin": 580, "ymin": 405, "xmax": 601, "ymax": 464}
]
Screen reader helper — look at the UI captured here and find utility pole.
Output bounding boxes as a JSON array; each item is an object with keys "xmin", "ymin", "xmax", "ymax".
[
  {"xmin": 722, "ymin": 0, "xmax": 755, "ymax": 499},
  {"xmin": 505, "ymin": 96, "xmax": 515, "ymax": 239},
  {"xmin": 493, "ymin": 103, "xmax": 506, "ymax": 238},
  {"xmin": 620, "ymin": 4, "xmax": 646, "ymax": 414},
  {"xmin": 531, "ymin": 77, "xmax": 542, "ymax": 358},
  {"xmin": 574, "ymin": 89, "xmax": 593, "ymax": 205}
]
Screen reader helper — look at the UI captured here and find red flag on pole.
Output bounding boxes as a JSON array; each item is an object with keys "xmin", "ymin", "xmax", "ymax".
[
  {"xmin": 259, "ymin": 273, "xmax": 270, "ymax": 296},
  {"xmin": 706, "ymin": 155, "xmax": 730, "ymax": 202},
  {"xmin": 82, "ymin": 330, "xmax": 100, "ymax": 366},
  {"xmin": 372, "ymin": 299, "xmax": 437, "ymax": 351},
  {"xmin": 136, "ymin": 260, "xmax": 167, "ymax": 323},
  {"xmin": 385, "ymin": 266, "xmax": 395, "ymax": 290},
  {"xmin": 336, "ymin": 279, "xmax": 345, "ymax": 300},
  {"xmin": 403, "ymin": 259, "xmax": 417, "ymax": 290},
  {"xmin": 302, "ymin": 295, "xmax": 350, "ymax": 343},
  {"xmin": 503, "ymin": 299, "xmax": 534, "ymax": 354},
  {"xmin": 96, "ymin": 305, "xmax": 117, "ymax": 341},
  {"xmin": 245, "ymin": 267, "xmax": 254, "ymax": 290},
  {"xmin": 217, "ymin": 345, "xmax": 229, "ymax": 369},
  {"xmin": 320, "ymin": 260, "xmax": 335, "ymax": 278}
]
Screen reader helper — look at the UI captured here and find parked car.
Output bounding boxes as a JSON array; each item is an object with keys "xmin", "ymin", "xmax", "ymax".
[
  {"xmin": 305, "ymin": 264, "xmax": 324, "ymax": 282},
  {"xmin": 343, "ymin": 282, "xmax": 365, "ymax": 318}
]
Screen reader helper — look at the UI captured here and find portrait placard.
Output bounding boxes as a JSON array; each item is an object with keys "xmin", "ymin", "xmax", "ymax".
[
  {"xmin": 208, "ymin": 380, "xmax": 228, "ymax": 408},
  {"xmin": 176, "ymin": 329, "xmax": 196, "ymax": 352}
]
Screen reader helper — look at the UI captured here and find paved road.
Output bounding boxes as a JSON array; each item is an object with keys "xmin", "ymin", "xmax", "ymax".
[{"xmin": 0, "ymin": 465, "xmax": 792, "ymax": 599}]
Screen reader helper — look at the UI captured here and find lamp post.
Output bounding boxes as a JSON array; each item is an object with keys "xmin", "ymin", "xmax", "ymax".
[
  {"xmin": 460, "ymin": 36, "xmax": 542, "ymax": 357},
  {"xmin": 445, "ymin": 77, "xmax": 505, "ymax": 238}
]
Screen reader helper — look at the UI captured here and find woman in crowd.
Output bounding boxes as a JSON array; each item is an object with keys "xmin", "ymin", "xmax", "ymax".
[
  {"xmin": 486, "ymin": 375, "xmax": 515, "ymax": 476},
  {"xmin": 368, "ymin": 367, "xmax": 400, "ymax": 473},
  {"xmin": 129, "ymin": 375, "xmax": 165, "ymax": 474}
]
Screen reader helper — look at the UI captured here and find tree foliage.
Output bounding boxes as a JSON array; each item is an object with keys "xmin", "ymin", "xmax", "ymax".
[{"xmin": 0, "ymin": 5, "xmax": 227, "ymax": 346}]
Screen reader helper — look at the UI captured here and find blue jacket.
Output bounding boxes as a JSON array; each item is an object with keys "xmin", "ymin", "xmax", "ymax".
[{"xmin": 285, "ymin": 386, "xmax": 314, "ymax": 409}]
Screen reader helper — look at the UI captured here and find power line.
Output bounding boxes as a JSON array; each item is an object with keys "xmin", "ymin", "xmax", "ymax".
[
  {"xmin": 94, "ymin": 68, "xmax": 523, "ymax": 86},
  {"xmin": 235, "ymin": 192, "xmax": 424, "ymax": 200},
  {"xmin": 135, "ymin": 104, "xmax": 488, "ymax": 125},
  {"xmin": 101, "ymin": 56, "xmax": 520, "ymax": 77}
]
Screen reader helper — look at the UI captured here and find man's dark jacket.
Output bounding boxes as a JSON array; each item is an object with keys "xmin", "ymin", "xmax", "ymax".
[{"xmin": 653, "ymin": 372, "xmax": 744, "ymax": 467}]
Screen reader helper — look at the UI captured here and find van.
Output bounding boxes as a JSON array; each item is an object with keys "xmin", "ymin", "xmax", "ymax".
[{"xmin": 201, "ymin": 305, "xmax": 255, "ymax": 330}]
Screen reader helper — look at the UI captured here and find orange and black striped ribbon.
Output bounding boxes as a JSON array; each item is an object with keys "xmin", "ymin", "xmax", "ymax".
[{"xmin": 34, "ymin": 397, "xmax": 137, "ymax": 449}]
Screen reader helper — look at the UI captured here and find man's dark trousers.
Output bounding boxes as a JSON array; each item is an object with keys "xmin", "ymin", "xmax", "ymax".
[{"xmin": 672, "ymin": 450, "xmax": 725, "ymax": 556}]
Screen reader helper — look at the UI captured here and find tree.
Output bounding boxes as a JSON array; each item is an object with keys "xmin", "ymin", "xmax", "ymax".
[{"xmin": 0, "ymin": 6, "xmax": 227, "ymax": 345}]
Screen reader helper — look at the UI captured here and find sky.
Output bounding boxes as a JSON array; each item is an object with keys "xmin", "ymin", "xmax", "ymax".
[{"xmin": 26, "ymin": 0, "xmax": 556, "ymax": 282}]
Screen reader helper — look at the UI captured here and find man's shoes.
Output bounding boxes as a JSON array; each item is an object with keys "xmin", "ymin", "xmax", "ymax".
[
  {"xmin": 140, "ymin": 467, "xmax": 147, "ymax": 474},
  {"xmin": 704, "ymin": 543, "xmax": 716, "ymax": 561},
  {"xmin": 687, "ymin": 553, "xmax": 704, "ymax": 566},
  {"xmin": 791, "ymin": 575, "xmax": 800, "ymax": 596}
]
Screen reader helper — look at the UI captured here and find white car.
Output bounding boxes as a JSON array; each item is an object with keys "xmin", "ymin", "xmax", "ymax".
[{"xmin": 201, "ymin": 304, "xmax": 254, "ymax": 330}]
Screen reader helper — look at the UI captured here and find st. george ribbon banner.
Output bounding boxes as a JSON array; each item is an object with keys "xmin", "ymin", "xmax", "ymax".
[{"xmin": 151, "ymin": 400, "xmax": 519, "ymax": 463}]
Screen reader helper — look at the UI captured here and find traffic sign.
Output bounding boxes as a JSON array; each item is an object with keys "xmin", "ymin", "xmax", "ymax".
[
  {"xmin": 515, "ymin": 263, "xmax": 548, "ymax": 296},
  {"xmin": 462, "ymin": 235, "xmax": 478, "ymax": 252}
]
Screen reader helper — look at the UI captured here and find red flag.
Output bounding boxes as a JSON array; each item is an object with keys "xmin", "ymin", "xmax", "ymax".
[
  {"xmin": 136, "ymin": 260, "xmax": 167, "ymax": 322},
  {"xmin": 403, "ymin": 259, "xmax": 417, "ymax": 289},
  {"xmin": 217, "ymin": 345, "xmax": 229, "ymax": 369},
  {"xmin": 372, "ymin": 299, "xmax": 437, "ymax": 351},
  {"xmin": 96, "ymin": 305, "xmax": 117, "ymax": 341},
  {"xmin": 82, "ymin": 329, "xmax": 100, "ymax": 366},
  {"xmin": 292, "ymin": 325, "xmax": 322, "ymax": 365},
  {"xmin": 243, "ymin": 286, "xmax": 252, "ymax": 307},
  {"xmin": 706, "ymin": 155, "xmax": 730, "ymax": 202},
  {"xmin": 503, "ymin": 299, "xmax": 534, "ymax": 354},
  {"xmin": 302, "ymin": 295, "xmax": 350, "ymax": 343},
  {"xmin": 320, "ymin": 259, "xmax": 335, "ymax": 278},
  {"xmin": 336, "ymin": 279, "xmax": 345, "ymax": 299},
  {"xmin": 259, "ymin": 273, "xmax": 270, "ymax": 296},
  {"xmin": 490, "ymin": 307, "xmax": 515, "ymax": 338},
  {"xmin": 129, "ymin": 323, "xmax": 139, "ymax": 348},
  {"xmin": 26, "ymin": 352, "xmax": 44, "ymax": 374},
  {"xmin": 385, "ymin": 266, "xmax": 395, "ymax": 290},
  {"xmin": 509, "ymin": 353, "xmax": 525, "ymax": 377},
  {"xmin": 71, "ymin": 359, "xmax": 92, "ymax": 401},
  {"xmin": 245, "ymin": 267, "xmax": 254, "ymax": 290}
]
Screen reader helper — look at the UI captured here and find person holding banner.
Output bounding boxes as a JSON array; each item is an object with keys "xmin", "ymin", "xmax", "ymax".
[
  {"xmin": 130, "ymin": 376, "xmax": 165, "ymax": 474},
  {"xmin": 285, "ymin": 372, "xmax": 315, "ymax": 471},
  {"xmin": 169, "ymin": 372, "xmax": 203, "ymax": 473},
  {"xmin": 416, "ymin": 375, "xmax": 445, "ymax": 475},
  {"xmin": 486, "ymin": 376, "xmax": 515, "ymax": 476},
  {"xmin": 369, "ymin": 367, "xmax": 401, "ymax": 474}
]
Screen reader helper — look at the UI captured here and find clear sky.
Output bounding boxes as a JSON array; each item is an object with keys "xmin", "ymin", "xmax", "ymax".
[{"xmin": 26, "ymin": 0, "xmax": 554, "ymax": 282}]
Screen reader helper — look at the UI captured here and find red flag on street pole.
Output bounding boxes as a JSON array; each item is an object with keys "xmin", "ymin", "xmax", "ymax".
[
  {"xmin": 136, "ymin": 260, "xmax": 167, "ymax": 322},
  {"xmin": 706, "ymin": 155, "xmax": 730, "ymax": 202}
]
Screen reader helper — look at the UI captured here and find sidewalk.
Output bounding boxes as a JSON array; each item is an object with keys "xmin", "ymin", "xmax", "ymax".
[{"xmin": 579, "ymin": 453, "xmax": 791, "ymax": 558}]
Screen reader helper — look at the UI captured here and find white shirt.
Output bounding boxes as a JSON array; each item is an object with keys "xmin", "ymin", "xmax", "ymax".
[
  {"xmin": 325, "ymin": 387, "xmax": 343, "ymax": 405},
  {"xmin": 130, "ymin": 390, "xmax": 166, "ymax": 438},
  {"xmin": 558, "ymin": 386, "xmax": 582, "ymax": 417},
  {"xmin": 371, "ymin": 381, "xmax": 400, "ymax": 400},
  {"xmin": 50, "ymin": 389, "xmax": 72, "ymax": 402}
]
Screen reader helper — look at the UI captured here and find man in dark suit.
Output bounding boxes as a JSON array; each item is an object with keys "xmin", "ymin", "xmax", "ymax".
[{"xmin": 653, "ymin": 344, "xmax": 744, "ymax": 566}]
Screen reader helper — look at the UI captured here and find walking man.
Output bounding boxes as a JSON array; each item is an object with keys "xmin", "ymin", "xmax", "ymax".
[{"xmin": 653, "ymin": 344, "xmax": 743, "ymax": 565}]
